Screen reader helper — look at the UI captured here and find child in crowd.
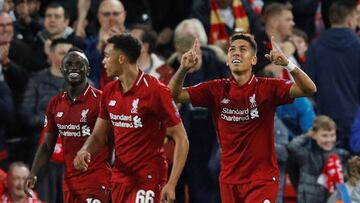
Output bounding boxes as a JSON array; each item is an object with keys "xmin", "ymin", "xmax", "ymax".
[{"xmin": 288, "ymin": 115, "xmax": 350, "ymax": 203}]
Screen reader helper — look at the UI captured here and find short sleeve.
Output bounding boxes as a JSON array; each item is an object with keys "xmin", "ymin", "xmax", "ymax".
[
  {"xmin": 98, "ymin": 91, "xmax": 110, "ymax": 120},
  {"xmin": 268, "ymin": 78, "xmax": 294, "ymax": 105},
  {"xmin": 186, "ymin": 80, "xmax": 216, "ymax": 108},
  {"xmin": 43, "ymin": 98, "xmax": 58, "ymax": 134},
  {"xmin": 154, "ymin": 85, "xmax": 182, "ymax": 128}
]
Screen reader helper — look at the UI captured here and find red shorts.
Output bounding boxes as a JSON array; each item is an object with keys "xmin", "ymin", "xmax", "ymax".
[
  {"xmin": 112, "ymin": 181, "xmax": 165, "ymax": 203},
  {"xmin": 63, "ymin": 188, "xmax": 111, "ymax": 203},
  {"xmin": 220, "ymin": 180, "xmax": 279, "ymax": 203}
]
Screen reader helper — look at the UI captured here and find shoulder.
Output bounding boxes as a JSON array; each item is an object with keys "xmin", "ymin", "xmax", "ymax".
[{"xmin": 102, "ymin": 80, "xmax": 118, "ymax": 93}]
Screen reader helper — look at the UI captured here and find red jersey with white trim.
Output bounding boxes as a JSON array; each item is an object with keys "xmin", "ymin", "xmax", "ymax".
[
  {"xmin": 44, "ymin": 84, "xmax": 111, "ymax": 191},
  {"xmin": 99, "ymin": 71, "xmax": 181, "ymax": 184},
  {"xmin": 186, "ymin": 75, "xmax": 294, "ymax": 184}
]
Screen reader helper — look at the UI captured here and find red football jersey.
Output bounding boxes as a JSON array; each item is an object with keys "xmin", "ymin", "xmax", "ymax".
[
  {"xmin": 44, "ymin": 84, "xmax": 112, "ymax": 191},
  {"xmin": 99, "ymin": 71, "xmax": 181, "ymax": 184},
  {"xmin": 187, "ymin": 75, "xmax": 294, "ymax": 184}
]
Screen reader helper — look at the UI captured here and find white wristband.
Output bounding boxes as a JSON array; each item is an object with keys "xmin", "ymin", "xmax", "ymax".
[{"xmin": 283, "ymin": 61, "xmax": 297, "ymax": 72}]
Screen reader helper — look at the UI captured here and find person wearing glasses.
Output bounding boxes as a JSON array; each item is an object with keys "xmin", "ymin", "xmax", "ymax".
[{"xmin": 84, "ymin": 0, "xmax": 127, "ymax": 89}]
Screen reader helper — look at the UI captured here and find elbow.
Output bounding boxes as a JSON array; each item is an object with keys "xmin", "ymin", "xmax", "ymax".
[{"xmin": 305, "ymin": 84, "xmax": 317, "ymax": 96}]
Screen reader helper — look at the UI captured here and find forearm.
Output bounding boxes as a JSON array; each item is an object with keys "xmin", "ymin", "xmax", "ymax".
[
  {"xmin": 167, "ymin": 135, "xmax": 189, "ymax": 186},
  {"xmin": 168, "ymin": 67, "xmax": 188, "ymax": 101},
  {"xmin": 290, "ymin": 67, "xmax": 317, "ymax": 96},
  {"xmin": 29, "ymin": 143, "xmax": 54, "ymax": 176},
  {"xmin": 81, "ymin": 133, "xmax": 107, "ymax": 156},
  {"xmin": 77, "ymin": 0, "xmax": 90, "ymax": 24}
]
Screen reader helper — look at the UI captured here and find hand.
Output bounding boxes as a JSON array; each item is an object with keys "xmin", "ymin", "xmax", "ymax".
[
  {"xmin": 74, "ymin": 20, "xmax": 88, "ymax": 38},
  {"xmin": 265, "ymin": 36, "xmax": 289, "ymax": 66},
  {"xmin": 0, "ymin": 44, "xmax": 10, "ymax": 64},
  {"xmin": 73, "ymin": 149, "xmax": 91, "ymax": 171},
  {"xmin": 160, "ymin": 182, "xmax": 176, "ymax": 203},
  {"xmin": 24, "ymin": 174, "xmax": 37, "ymax": 197},
  {"xmin": 180, "ymin": 39, "xmax": 200, "ymax": 72}
]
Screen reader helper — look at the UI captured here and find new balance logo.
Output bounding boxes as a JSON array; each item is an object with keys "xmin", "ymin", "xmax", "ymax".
[
  {"xmin": 56, "ymin": 112, "xmax": 63, "ymax": 118},
  {"xmin": 109, "ymin": 100, "xmax": 116, "ymax": 106},
  {"xmin": 221, "ymin": 98, "xmax": 230, "ymax": 104}
]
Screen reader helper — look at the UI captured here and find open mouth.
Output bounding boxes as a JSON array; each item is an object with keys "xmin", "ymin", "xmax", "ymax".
[
  {"xmin": 232, "ymin": 59, "xmax": 242, "ymax": 64},
  {"xmin": 68, "ymin": 72, "xmax": 80, "ymax": 80}
]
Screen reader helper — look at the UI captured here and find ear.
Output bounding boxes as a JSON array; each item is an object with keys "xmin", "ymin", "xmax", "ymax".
[
  {"xmin": 251, "ymin": 55, "xmax": 257, "ymax": 65},
  {"xmin": 86, "ymin": 66, "xmax": 91, "ymax": 77},
  {"xmin": 117, "ymin": 54, "xmax": 126, "ymax": 64}
]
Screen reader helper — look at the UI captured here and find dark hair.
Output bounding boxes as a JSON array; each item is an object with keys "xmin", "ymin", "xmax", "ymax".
[
  {"xmin": 65, "ymin": 47, "xmax": 89, "ymax": 67},
  {"xmin": 130, "ymin": 24, "xmax": 157, "ymax": 54},
  {"xmin": 45, "ymin": 3, "xmax": 69, "ymax": 20},
  {"xmin": 230, "ymin": 33, "xmax": 257, "ymax": 53},
  {"xmin": 107, "ymin": 34, "xmax": 142, "ymax": 64},
  {"xmin": 50, "ymin": 38, "xmax": 73, "ymax": 51},
  {"xmin": 329, "ymin": 0, "xmax": 357, "ymax": 25}
]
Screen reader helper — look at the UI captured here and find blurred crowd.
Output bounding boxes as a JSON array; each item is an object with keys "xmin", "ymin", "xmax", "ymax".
[{"xmin": 0, "ymin": 0, "xmax": 359, "ymax": 202}]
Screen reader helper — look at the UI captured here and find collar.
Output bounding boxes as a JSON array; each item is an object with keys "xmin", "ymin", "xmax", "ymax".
[
  {"xmin": 61, "ymin": 83, "xmax": 98, "ymax": 103},
  {"xmin": 230, "ymin": 74, "xmax": 257, "ymax": 88}
]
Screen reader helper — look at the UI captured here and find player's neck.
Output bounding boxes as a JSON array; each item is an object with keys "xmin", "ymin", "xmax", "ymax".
[
  {"xmin": 232, "ymin": 70, "xmax": 252, "ymax": 86},
  {"xmin": 67, "ymin": 81, "xmax": 87, "ymax": 101},
  {"xmin": 119, "ymin": 65, "xmax": 140, "ymax": 93}
]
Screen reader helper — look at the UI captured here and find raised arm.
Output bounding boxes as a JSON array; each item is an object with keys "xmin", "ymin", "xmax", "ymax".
[
  {"xmin": 160, "ymin": 122, "xmax": 189, "ymax": 202},
  {"xmin": 75, "ymin": 0, "xmax": 91, "ymax": 37},
  {"xmin": 73, "ymin": 117, "xmax": 112, "ymax": 171},
  {"xmin": 265, "ymin": 36, "xmax": 317, "ymax": 98},
  {"xmin": 168, "ymin": 39, "xmax": 200, "ymax": 103},
  {"xmin": 24, "ymin": 131, "xmax": 58, "ymax": 197}
]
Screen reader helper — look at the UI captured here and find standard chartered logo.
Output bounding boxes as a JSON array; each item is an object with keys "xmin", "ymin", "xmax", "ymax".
[
  {"xmin": 133, "ymin": 115, "xmax": 143, "ymax": 128},
  {"xmin": 57, "ymin": 124, "xmax": 91, "ymax": 137},
  {"xmin": 110, "ymin": 113, "xmax": 143, "ymax": 128}
]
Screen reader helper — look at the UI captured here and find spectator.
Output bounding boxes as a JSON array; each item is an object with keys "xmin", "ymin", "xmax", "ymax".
[
  {"xmin": 303, "ymin": 0, "xmax": 360, "ymax": 150},
  {"xmin": 84, "ymin": 0, "xmax": 127, "ymax": 89},
  {"xmin": 289, "ymin": 28, "xmax": 309, "ymax": 66},
  {"xmin": 327, "ymin": 156, "xmax": 360, "ymax": 203},
  {"xmin": 167, "ymin": 18, "xmax": 229, "ymax": 203},
  {"xmin": 130, "ymin": 24, "xmax": 174, "ymax": 84},
  {"xmin": 1, "ymin": 162, "xmax": 42, "ymax": 202},
  {"xmin": 36, "ymin": 3, "xmax": 84, "ymax": 69},
  {"xmin": 253, "ymin": 2, "xmax": 297, "ymax": 75},
  {"xmin": 288, "ymin": 115, "xmax": 350, "ymax": 203},
  {"xmin": 13, "ymin": 0, "xmax": 44, "ymax": 51}
]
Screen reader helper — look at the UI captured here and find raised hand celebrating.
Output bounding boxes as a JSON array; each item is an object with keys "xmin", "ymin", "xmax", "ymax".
[
  {"xmin": 265, "ymin": 36, "xmax": 289, "ymax": 67},
  {"xmin": 180, "ymin": 39, "xmax": 200, "ymax": 71}
]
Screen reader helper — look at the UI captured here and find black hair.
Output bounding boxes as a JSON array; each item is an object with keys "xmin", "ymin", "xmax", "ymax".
[
  {"xmin": 230, "ymin": 33, "xmax": 258, "ymax": 54},
  {"xmin": 107, "ymin": 34, "xmax": 142, "ymax": 64},
  {"xmin": 329, "ymin": 0, "xmax": 357, "ymax": 26},
  {"xmin": 65, "ymin": 47, "xmax": 89, "ymax": 67},
  {"xmin": 50, "ymin": 38, "xmax": 73, "ymax": 51},
  {"xmin": 45, "ymin": 3, "xmax": 69, "ymax": 20},
  {"xmin": 130, "ymin": 24, "xmax": 157, "ymax": 54}
]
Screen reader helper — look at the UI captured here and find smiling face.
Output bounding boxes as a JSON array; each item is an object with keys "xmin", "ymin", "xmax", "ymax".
[
  {"xmin": 227, "ymin": 39, "xmax": 257, "ymax": 74},
  {"xmin": 7, "ymin": 166, "xmax": 29, "ymax": 199},
  {"xmin": 313, "ymin": 129, "xmax": 337, "ymax": 151},
  {"xmin": 61, "ymin": 51, "xmax": 89, "ymax": 86}
]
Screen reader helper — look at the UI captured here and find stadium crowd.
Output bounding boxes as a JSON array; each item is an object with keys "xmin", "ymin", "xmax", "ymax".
[{"xmin": 0, "ymin": 0, "xmax": 360, "ymax": 202}]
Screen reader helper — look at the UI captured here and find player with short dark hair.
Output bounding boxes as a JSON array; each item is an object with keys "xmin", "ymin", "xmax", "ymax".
[
  {"xmin": 168, "ymin": 33, "xmax": 317, "ymax": 203},
  {"xmin": 24, "ymin": 48, "xmax": 112, "ymax": 203},
  {"xmin": 74, "ymin": 34, "xmax": 189, "ymax": 203}
]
